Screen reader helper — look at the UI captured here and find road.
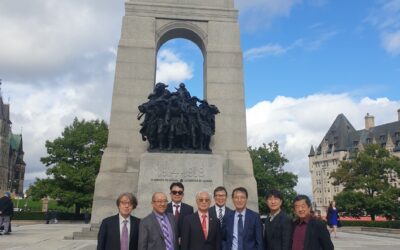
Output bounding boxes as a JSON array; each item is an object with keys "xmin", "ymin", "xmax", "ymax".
[{"xmin": 0, "ymin": 223, "xmax": 399, "ymax": 250}]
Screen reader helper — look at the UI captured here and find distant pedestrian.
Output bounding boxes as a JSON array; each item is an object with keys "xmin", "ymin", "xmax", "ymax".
[
  {"xmin": 45, "ymin": 210, "xmax": 51, "ymax": 224},
  {"xmin": 84, "ymin": 210, "xmax": 90, "ymax": 224},
  {"xmin": 326, "ymin": 200, "xmax": 339, "ymax": 238},
  {"xmin": 0, "ymin": 191, "xmax": 14, "ymax": 235},
  {"xmin": 292, "ymin": 195, "xmax": 333, "ymax": 250}
]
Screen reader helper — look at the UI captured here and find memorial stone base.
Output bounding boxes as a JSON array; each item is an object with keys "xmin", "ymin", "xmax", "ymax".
[{"xmin": 135, "ymin": 152, "xmax": 224, "ymax": 217}]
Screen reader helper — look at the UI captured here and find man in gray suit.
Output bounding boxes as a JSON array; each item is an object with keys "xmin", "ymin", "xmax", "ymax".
[{"xmin": 139, "ymin": 192, "xmax": 178, "ymax": 250}]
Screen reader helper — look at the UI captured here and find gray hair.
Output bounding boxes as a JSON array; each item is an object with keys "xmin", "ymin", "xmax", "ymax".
[
  {"xmin": 195, "ymin": 190, "xmax": 212, "ymax": 200},
  {"xmin": 116, "ymin": 192, "xmax": 138, "ymax": 209}
]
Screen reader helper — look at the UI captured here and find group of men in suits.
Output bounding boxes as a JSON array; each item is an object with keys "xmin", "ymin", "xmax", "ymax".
[{"xmin": 97, "ymin": 183, "xmax": 333, "ymax": 250}]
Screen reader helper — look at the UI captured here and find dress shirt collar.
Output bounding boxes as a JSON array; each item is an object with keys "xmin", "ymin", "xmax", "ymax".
[
  {"xmin": 119, "ymin": 214, "xmax": 131, "ymax": 224},
  {"xmin": 269, "ymin": 209, "xmax": 281, "ymax": 221}
]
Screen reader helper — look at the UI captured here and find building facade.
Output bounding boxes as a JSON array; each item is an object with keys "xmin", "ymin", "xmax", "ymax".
[
  {"xmin": 0, "ymin": 90, "xmax": 25, "ymax": 196},
  {"xmin": 309, "ymin": 110, "xmax": 400, "ymax": 215}
]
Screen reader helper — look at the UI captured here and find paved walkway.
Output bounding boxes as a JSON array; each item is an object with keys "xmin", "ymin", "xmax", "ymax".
[
  {"xmin": 1, "ymin": 223, "xmax": 400, "ymax": 250},
  {"xmin": 0, "ymin": 223, "xmax": 96, "ymax": 250}
]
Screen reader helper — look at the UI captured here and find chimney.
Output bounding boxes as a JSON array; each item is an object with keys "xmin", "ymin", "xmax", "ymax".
[
  {"xmin": 398, "ymin": 109, "xmax": 400, "ymax": 121},
  {"xmin": 365, "ymin": 113, "xmax": 375, "ymax": 130}
]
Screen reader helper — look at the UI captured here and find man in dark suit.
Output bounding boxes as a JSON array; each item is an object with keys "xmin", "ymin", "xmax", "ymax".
[
  {"xmin": 166, "ymin": 182, "xmax": 194, "ymax": 240},
  {"xmin": 209, "ymin": 186, "xmax": 233, "ymax": 227},
  {"xmin": 264, "ymin": 189, "xmax": 292, "ymax": 250},
  {"xmin": 291, "ymin": 195, "xmax": 333, "ymax": 250},
  {"xmin": 223, "ymin": 187, "xmax": 263, "ymax": 250},
  {"xmin": 97, "ymin": 192, "xmax": 140, "ymax": 250},
  {"xmin": 138, "ymin": 192, "xmax": 178, "ymax": 250},
  {"xmin": 181, "ymin": 190, "xmax": 221, "ymax": 250}
]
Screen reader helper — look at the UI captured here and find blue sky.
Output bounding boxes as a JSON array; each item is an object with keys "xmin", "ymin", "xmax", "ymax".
[
  {"xmin": 160, "ymin": 1, "xmax": 400, "ymax": 106},
  {"xmin": 0, "ymin": 0, "xmax": 399, "ymax": 196}
]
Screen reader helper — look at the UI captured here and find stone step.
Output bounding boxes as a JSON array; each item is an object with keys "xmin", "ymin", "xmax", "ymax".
[{"xmin": 64, "ymin": 224, "xmax": 99, "ymax": 240}]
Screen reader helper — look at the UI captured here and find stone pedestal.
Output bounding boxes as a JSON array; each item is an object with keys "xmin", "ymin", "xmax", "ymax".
[{"xmin": 135, "ymin": 153, "xmax": 224, "ymax": 217}]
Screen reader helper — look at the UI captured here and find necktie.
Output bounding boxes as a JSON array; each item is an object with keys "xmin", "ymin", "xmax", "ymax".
[
  {"xmin": 201, "ymin": 214, "xmax": 208, "ymax": 240},
  {"xmin": 238, "ymin": 214, "xmax": 243, "ymax": 250},
  {"xmin": 218, "ymin": 207, "xmax": 223, "ymax": 225},
  {"xmin": 174, "ymin": 204, "xmax": 180, "ymax": 220},
  {"xmin": 160, "ymin": 216, "xmax": 173, "ymax": 250},
  {"xmin": 121, "ymin": 220, "xmax": 129, "ymax": 250}
]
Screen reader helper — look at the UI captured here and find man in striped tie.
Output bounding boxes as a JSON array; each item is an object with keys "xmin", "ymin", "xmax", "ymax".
[
  {"xmin": 138, "ymin": 192, "xmax": 178, "ymax": 250},
  {"xmin": 209, "ymin": 186, "xmax": 233, "ymax": 227}
]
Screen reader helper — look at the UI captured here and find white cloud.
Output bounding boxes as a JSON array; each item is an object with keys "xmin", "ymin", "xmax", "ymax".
[
  {"xmin": 0, "ymin": 0, "xmax": 124, "ymax": 80},
  {"xmin": 244, "ymin": 28, "xmax": 339, "ymax": 61},
  {"xmin": 382, "ymin": 31, "xmax": 400, "ymax": 55},
  {"xmin": 235, "ymin": 0, "xmax": 302, "ymax": 31},
  {"xmin": 244, "ymin": 44, "xmax": 288, "ymax": 60},
  {"xmin": 3, "ymin": 75, "xmax": 113, "ymax": 189},
  {"xmin": 246, "ymin": 94, "xmax": 400, "ymax": 196},
  {"xmin": 366, "ymin": 0, "xmax": 400, "ymax": 56},
  {"xmin": 156, "ymin": 49, "xmax": 194, "ymax": 87}
]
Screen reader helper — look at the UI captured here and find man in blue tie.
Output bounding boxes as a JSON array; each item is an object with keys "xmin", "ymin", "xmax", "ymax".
[
  {"xmin": 138, "ymin": 192, "xmax": 178, "ymax": 250},
  {"xmin": 223, "ymin": 187, "xmax": 263, "ymax": 250}
]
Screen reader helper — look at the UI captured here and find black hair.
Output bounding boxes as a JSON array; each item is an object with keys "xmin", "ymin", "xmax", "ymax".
[
  {"xmin": 170, "ymin": 182, "xmax": 184, "ymax": 191},
  {"xmin": 232, "ymin": 187, "xmax": 248, "ymax": 198},
  {"xmin": 292, "ymin": 194, "xmax": 311, "ymax": 208}
]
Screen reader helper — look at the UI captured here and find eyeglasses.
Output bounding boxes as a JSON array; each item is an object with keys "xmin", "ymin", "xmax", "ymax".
[
  {"xmin": 153, "ymin": 200, "xmax": 168, "ymax": 204},
  {"xmin": 171, "ymin": 191, "xmax": 183, "ymax": 195},
  {"xmin": 198, "ymin": 199, "xmax": 210, "ymax": 203},
  {"xmin": 120, "ymin": 201, "xmax": 133, "ymax": 206},
  {"xmin": 214, "ymin": 194, "xmax": 226, "ymax": 198}
]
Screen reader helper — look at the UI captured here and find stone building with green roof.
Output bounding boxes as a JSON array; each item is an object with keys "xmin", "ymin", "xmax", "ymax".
[
  {"xmin": 0, "ymin": 88, "xmax": 25, "ymax": 196},
  {"xmin": 309, "ymin": 110, "xmax": 400, "ymax": 215}
]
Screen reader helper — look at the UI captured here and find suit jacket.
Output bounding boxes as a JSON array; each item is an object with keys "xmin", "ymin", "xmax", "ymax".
[
  {"xmin": 181, "ymin": 212, "xmax": 221, "ymax": 250},
  {"xmin": 209, "ymin": 205, "xmax": 233, "ymax": 226},
  {"xmin": 138, "ymin": 212, "xmax": 178, "ymax": 250},
  {"xmin": 97, "ymin": 214, "xmax": 140, "ymax": 250},
  {"xmin": 292, "ymin": 217, "xmax": 333, "ymax": 250},
  {"xmin": 223, "ymin": 208, "xmax": 264, "ymax": 250},
  {"xmin": 264, "ymin": 211, "xmax": 292, "ymax": 250},
  {"xmin": 166, "ymin": 202, "xmax": 194, "ymax": 237},
  {"xmin": 0, "ymin": 196, "xmax": 14, "ymax": 216}
]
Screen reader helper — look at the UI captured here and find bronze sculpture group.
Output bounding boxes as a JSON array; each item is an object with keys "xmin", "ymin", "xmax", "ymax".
[{"xmin": 138, "ymin": 82, "xmax": 219, "ymax": 152}]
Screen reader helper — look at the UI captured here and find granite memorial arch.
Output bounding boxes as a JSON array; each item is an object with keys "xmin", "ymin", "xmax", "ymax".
[{"xmin": 91, "ymin": 0, "xmax": 258, "ymax": 222}]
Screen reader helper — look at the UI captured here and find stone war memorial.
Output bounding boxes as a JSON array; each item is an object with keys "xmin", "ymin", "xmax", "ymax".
[{"xmin": 91, "ymin": 0, "xmax": 258, "ymax": 222}]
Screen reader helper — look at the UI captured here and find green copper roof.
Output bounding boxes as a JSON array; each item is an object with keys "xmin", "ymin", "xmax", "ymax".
[{"xmin": 9, "ymin": 133, "xmax": 22, "ymax": 151}]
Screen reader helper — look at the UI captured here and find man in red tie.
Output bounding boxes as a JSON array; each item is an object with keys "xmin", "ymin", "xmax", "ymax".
[
  {"xmin": 166, "ymin": 182, "xmax": 194, "ymax": 241},
  {"xmin": 181, "ymin": 191, "xmax": 221, "ymax": 250}
]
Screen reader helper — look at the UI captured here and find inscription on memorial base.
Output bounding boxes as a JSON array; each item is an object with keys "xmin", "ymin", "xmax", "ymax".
[{"xmin": 135, "ymin": 152, "xmax": 224, "ymax": 217}]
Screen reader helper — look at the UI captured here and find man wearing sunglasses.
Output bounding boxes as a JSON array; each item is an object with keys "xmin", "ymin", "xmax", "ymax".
[{"xmin": 166, "ymin": 182, "xmax": 194, "ymax": 243}]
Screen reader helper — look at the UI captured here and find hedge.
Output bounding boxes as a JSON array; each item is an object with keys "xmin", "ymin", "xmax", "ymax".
[
  {"xmin": 341, "ymin": 220, "xmax": 400, "ymax": 229},
  {"xmin": 12, "ymin": 212, "xmax": 89, "ymax": 221}
]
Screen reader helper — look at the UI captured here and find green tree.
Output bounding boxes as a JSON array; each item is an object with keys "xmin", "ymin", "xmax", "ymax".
[
  {"xmin": 249, "ymin": 141, "xmax": 298, "ymax": 214},
  {"xmin": 331, "ymin": 143, "xmax": 400, "ymax": 220},
  {"xmin": 27, "ymin": 118, "xmax": 108, "ymax": 215}
]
